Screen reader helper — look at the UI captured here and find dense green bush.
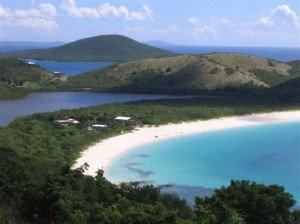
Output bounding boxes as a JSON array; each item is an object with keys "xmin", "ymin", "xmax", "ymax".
[
  {"xmin": 196, "ymin": 180, "xmax": 296, "ymax": 224},
  {"xmin": 225, "ymin": 67, "xmax": 236, "ymax": 75},
  {"xmin": 210, "ymin": 67, "xmax": 219, "ymax": 74},
  {"xmin": 250, "ymin": 69, "xmax": 288, "ymax": 86}
]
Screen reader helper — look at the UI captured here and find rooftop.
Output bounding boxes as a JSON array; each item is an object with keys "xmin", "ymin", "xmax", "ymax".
[
  {"xmin": 92, "ymin": 124, "xmax": 107, "ymax": 128},
  {"xmin": 115, "ymin": 116, "xmax": 131, "ymax": 121}
]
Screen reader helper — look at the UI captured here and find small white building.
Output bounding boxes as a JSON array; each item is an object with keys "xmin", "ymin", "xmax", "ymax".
[
  {"xmin": 115, "ymin": 116, "xmax": 131, "ymax": 121},
  {"xmin": 53, "ymin": 71, "xmax": 60, "ymax": 74},
  {"xmin": 92, "ymin": 124, "xmax": 107, "ymax": 130},
  {"xmin": 55, "ymin": 118, "xmax": 80, "ymax": 125},
  {"xmin": 27, "ymin": 61, "xmax": 36, "ymax": 65}
]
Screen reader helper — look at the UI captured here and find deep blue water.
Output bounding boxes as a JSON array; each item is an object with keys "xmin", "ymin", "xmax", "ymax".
[
  {"xmin": 161, "ymin": 46, "xmax": 300, "ymax": 62},
  {"xmin": 0, "ymin": 92, "xmax": 189, "ymax": 126},
  {"xmin": 26, "ymin": 59, "xmax": 114, "ymax": 76},
  {"xmin": 106, "ymin": 122, "xmax": 300, "ymax": 205}
]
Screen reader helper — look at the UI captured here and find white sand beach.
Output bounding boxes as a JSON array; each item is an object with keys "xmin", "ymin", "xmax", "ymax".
[{"xmin": 73, "ymin": 111, "xmax": 300, "ymax": 176}]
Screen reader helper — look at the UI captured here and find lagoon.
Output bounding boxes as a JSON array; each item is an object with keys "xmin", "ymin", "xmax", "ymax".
[
  {"xmin": 26, "ymin": 59, "xmax": 114, "ymax": 76},
  {"xmin": 0, "ymin": 92, "xmax": 188, "ymax": 126},
  {"xmin": 106, "ymin": 121, "xmax": 300, "ymax": 205}
]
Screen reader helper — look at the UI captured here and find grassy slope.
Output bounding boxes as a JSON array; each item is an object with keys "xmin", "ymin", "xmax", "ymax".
[
  {"xmin": 62, "ymin": 54, "xmax": 298, "ymax": 94},
  {"xmin": 1, "ymin": 35, "xmax": 176, "ymax": 62},
  {"xmin": 0, "ymin": 58, "xmax": 65, "ymax": 99}
]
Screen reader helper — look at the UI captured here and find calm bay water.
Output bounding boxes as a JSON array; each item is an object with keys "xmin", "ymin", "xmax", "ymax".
[
  {"xmin": 0, "ymin": 92, "xmax": 188, "ymax": 126},
  {"xmin": 106, "ymin": 122, "xmax": 300, "ymax": 205},
  {"xmin": 26, "ymin": 59, "xmax": 114, "ymax": 76}
]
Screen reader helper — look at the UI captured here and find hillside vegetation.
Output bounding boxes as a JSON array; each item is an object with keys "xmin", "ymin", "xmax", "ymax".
[
  {"xmin": 62, "ymin": 54, "xmax": 299, "ymax": 94},
  {"xmin": 266, "ymin": 76, "xmax": 300, "ymax": 100},
  {"xmin": 1, "ymin": 93, "xmax": 299, "ymax": 223},
  {"xmin": 0, "ymin": 58, "xmax": 65, "ymax": 99},
  {"xmin": 2, "ymin": 35, "xmax": 176, "ymax": 62}
]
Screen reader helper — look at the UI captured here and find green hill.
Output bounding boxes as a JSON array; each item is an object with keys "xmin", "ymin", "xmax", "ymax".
[
  {"xmin": 265, "ymin": 76, "xmax": 300, "ymax": 101},
  {"xmin": 2, "ymin": 35, "xmax": 176, "ymax": 62},
  {"xmin": 0, "ymin": 58, "xmax": 66, "ymax": 99},
  {"xmin": 62, "ymin": 53, "xmax": 299, "ymax": 94}
]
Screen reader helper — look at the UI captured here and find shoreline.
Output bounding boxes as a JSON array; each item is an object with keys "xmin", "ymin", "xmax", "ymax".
[{"xmin": 73, "ymin": 111, "xmax": 300, "ymax": 177}]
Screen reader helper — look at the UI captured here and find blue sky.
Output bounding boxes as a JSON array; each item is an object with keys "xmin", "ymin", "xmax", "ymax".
[{"xmin": 0, "ymin": 0, "xmax": 299, "ymax": 47}]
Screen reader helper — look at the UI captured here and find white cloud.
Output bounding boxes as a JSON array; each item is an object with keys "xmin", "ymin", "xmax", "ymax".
[
  {"xmin": 219, "ymin": 18, "xmax": 231, "ymax": 26},
  {"xmin": 189, "ymin": 17, "xmax": 231, "ymax": 27},
  {"xmin": 39, "ymin": 3, "xmax": 57, "ymax": 17},
  {"xmin": 125, "ymin": 23, "xmax": 217, "ymax": 40},
  {"xmin": 0, "ymin": 4, "xmax": 12, "ymax": 18},
  {"xmin": 186, "ymin": 17, "xmax": 231, "ymax": 38},
  {"xmin": 125, "ymin": 25, "xmax": 183, "ymax": 36},
  {"xmin": 142, "ymin": 5, "xmax": 154, "ymax": 21},
  {"xmin": 256, "ymin": 16, "xmax": 274, "ymax": 28},
  {"xmin": 60, "ymin": 0, "xmax": 98, "ymax": 18},
  {"xmin": 188, "ymin": 17, "xmax": 199, "ymax": 25},
  {"xmin": 235, "ymin": 4, "xmax": 300, "ymax": 46},
  {"xmin": 0, "ymin": 3, "xmax": 58, "ymax": 30},
  {"xmin": 60, "ymin": 0, "xmax": 154, "ymax": 21},
  {"xmin": 271, "ymin": 4, "xmax": 300, "ymax": 27},
  {"xmin": 189, "ymin": 25, "xmax": 217, "ymax": 37}
]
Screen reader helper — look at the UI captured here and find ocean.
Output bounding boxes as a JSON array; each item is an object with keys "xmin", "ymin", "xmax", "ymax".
[
  {"xmin": 106, "ymin": 121, "xmax": 300, "ymax": 205},
  {"xmin": 159, "ymin": 46, "xmax": 300, "ymax": 62}
]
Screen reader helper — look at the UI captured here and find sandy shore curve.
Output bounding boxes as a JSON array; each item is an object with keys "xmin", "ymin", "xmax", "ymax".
[{"xmin": 73, "ymin": 111, "xmax": 300, "ymax": 176}]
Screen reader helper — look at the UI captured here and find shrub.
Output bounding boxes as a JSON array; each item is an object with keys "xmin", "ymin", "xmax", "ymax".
[
  {"xmin": 268, "ymin": 60, "xmax": 275, "ymax": 67},
  {"xmin": 225, "ymin": 67, "xmax": 236, "ymax": 75},
  {"xmin": 196, "ymin": 180, "xmax": 296, "ymax": 224},
  {"xmin": 210, "ymin": 67, "xmax": 219, "ymax": 74},
  {"xmin": 165, "ymin": 67, "xmax": 172, "ymax": 73}
]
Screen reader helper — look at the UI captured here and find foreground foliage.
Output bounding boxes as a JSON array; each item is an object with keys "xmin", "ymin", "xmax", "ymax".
[
  {"xmin": 1, "ymin": 165, "xmax": 297, "ymax": 224},
  {"xmin": 0, "ymin": 95, "xmax": 299, "ymax": 223}
]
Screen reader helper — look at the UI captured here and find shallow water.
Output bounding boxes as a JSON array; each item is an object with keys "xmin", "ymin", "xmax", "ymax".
[
  {"xmin": 0, "ymin": 92, "xmax": 188, "ymax": 126},
  {"xmin": 106, "ymin": 122, "xmax": 300, "ymax": 205}
]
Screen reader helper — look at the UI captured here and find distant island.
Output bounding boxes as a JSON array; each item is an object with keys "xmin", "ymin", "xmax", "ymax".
[
  {"xmin": 0, "ymin": 41, "xmax": 65, "ymax": 53},
  {"xmin": 1, "ymin": 35, "xmax": 176, "ymax": 62}
]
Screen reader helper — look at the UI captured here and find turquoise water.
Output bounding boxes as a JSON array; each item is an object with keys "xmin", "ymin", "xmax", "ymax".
[{"xmin": 106, "ymin": 122, "xmax": 300, "ymax": 204}]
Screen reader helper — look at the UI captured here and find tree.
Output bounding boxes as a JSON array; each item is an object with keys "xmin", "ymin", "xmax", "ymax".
[{"xmin": 196, "ymin": 180, "xmax": 296, "ymax": 224}]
